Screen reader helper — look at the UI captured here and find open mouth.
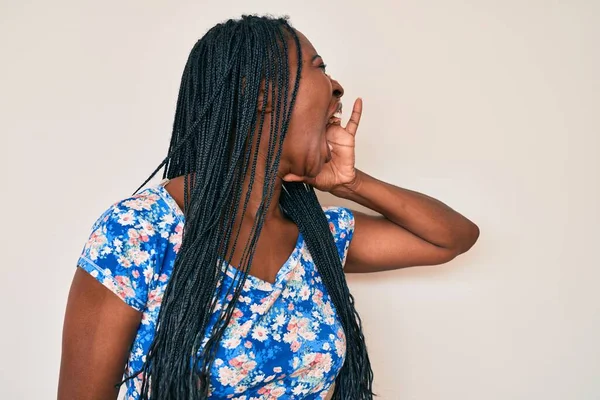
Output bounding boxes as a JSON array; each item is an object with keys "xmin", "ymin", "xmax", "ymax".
[{"xmin": 326, "ymin": 103, "xmax": 343, "ymax": 128}]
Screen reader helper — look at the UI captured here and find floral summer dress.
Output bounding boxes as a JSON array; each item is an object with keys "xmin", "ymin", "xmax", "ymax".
[{"xmin": 77, "ymin": 181, "xmax": 355, "ymax": 399}]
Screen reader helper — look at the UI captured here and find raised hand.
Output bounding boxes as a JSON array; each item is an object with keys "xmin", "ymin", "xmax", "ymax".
[{"xmin": 283, "ymin": 97, "xmax": 363, "ymax": 193}]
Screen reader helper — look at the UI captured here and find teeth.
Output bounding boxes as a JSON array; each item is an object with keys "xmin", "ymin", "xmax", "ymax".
[
  {"xmin": 328, "ymin": 114, "xmax": 342, "ymax": 125},
  {"xmin": 328, "ymin": 143, "xmax": 333, "ymax": 151},
  {"xmin": 328, "ymin": 104, "xmax": 343, "ymax": 123}
]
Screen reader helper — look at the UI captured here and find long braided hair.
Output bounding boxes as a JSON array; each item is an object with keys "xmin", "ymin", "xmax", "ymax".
[{"xmin": 126, "ymin": 14, "xmax": 374, "ymax": 399}]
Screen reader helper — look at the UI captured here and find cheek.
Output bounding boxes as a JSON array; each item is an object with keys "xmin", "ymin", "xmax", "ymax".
[
  {"xmin": 280, "ymin": 132, "xmax": 326, "ymax": 176},
  {"xmin": 290, "ymin": 79, "xmax": 330, "ymax": 130}
]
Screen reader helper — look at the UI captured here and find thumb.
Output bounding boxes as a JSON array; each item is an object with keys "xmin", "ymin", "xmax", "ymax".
[{"xmin": 282, "ymin": 174, "xmax": 304, "ymax": 182}]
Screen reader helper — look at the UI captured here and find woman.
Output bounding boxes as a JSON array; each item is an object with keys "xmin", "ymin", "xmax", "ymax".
[{"xmin": 59, "ymin": 15, "xmax": 479, "ymax": 400}]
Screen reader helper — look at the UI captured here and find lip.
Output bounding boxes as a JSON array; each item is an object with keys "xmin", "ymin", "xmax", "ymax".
[{"xmin": 328, "ymin": 102, "xmax": 343, "ymax": 121}]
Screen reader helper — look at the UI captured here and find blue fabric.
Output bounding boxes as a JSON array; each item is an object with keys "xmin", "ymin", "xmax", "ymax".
[{"xmin": 77, "ymin": 183, "xmax": 355, "ymax": 399}]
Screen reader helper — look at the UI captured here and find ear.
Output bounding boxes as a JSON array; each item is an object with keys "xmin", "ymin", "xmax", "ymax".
[{"xmin": 256, "ymin": 77, "xmax": 273, "ymax": 114}]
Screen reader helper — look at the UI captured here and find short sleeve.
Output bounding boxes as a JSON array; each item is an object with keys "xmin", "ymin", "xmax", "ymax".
[
  {"xmin": 322, "ymin": 206, "xmax": 355, "ymax": 268},
  {"xmin": 77, "ymin": 190, "xmax": 171, "ymax": 311}
]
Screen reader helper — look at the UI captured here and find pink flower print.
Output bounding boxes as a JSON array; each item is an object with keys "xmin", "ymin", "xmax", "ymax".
[
  {"xmin": 299, "ymin": 285, "xmax": 311, "ymax": 300},
  {"xmin": 229, "ymin": 356, "xmax": 244, "ymax": 369},
  {"xmin": 328, "ymin": 222, "xmax": 336, "ymax": 234},
  {"xmin": 147, "ymin": 287, "xmax": 163, "ymax": 311},
  {"xmin": 251, "ymin": 325, "xmax": 269, "ymax": 342},
  {"xmin": 238, "ymin": 320, "xmax": 253, "ymax": 337},
  {"xmin": 257, "ymin": 383, "xmax": 286, "ymax": 398},
  {"xmin": 250, "ymin": 302, "xmax": 269, "ymax": 315},
  {"xmin": 127, "ymin": 247, "xmax": 150, "ymax": 267},
  {"xmin": 231, "ymin": 308, "xmax": 244, "ymax": 323},
  {"xmin": 334, "ymin": 328, "xmax": 346, "ymax": 358},
  {"xmin": 311, "ymin": 289, "xmax": 324, "ymax": 306},
  {"xmin": 321, "ymin": 302, "xmax": 335, "ymax": 325},
  {"xmin": 291, "ymin": 353, "xmax": 332, "ymax": 380},
  {"xmin": 286, "ymin": 317, "xmax": 299, "ymax": 334},
  {"xmin": 270, "ymin": 386, "xmax": 286, "ymax": 398},
  {"xmin": 86, "ymin": 231, "xmax": 107, "ymax": 261},
  {"xmin": 169, "ymin": 224, "xmax": 183, "ymax": 253},
  {"xmin": 122, "ymin": 197, "xmax": 155, "ymax": 211},
  {"xmin": 132, "ymin": 270, "xmax": 140, "ymax": 279},
  {"xmin": 88, "ymin": 230, "xmax": 107, "ymax": 248},
  {"xmin": 229, "ymin": 354, "xmax": 257, "ymax": 374},
  {"xmin": 284, "ymin": 316, "xmax": 316, "ymax": 343},
  {"xmin": 295, "ymin": 317, "xmax": 308, "ymax": 330},
  {"xmin": 102, "ymin": 277, "xmax": 118, "ymax": 295},
  {"xmin": 223, "ymin": 337, "xmax": 242, "ymax": 349},
  {"xmin": 118, "ymin": 211, "xmax": 135, "ymax": 226},
  {"xmin": 290, "ymin": 341, "xmax": 301, "ymax": 352},
  {"xmin": 117, "ymin": 255, "xmax": 132, "ymax": 268},
  {"xmin": 114, "ymin": 275, "xmax": 136, "ymax": 299},
  {"xmin": 217, "ymin": 366, "xmax": 242, "ymax": 387},
  {"xmin": 140, "ymin": 220, "xmax": 156, "ymax": 236},
  {"xmin": 282, "ymin": 331, "xmax": 297, "ymax": 345},
  {"xmin": 300, "ymin": 248, "xmax": 313, "ymax": 263},
  {"xmin": 257, "ymin": 385, "xmax": 270, "ymax": 395},
  {"xmin": 127, "ymin": 229, "xmax": 141, "ymax": 246}
]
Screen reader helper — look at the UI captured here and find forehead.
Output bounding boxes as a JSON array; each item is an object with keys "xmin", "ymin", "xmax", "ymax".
[{"xmin": 290, "ymin": 29, "xmax": 318, "ymax": 63}]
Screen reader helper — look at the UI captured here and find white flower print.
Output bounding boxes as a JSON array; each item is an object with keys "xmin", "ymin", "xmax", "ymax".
[
  {"xmin": 78, "ymin": 189, "xmax": 354, "ymax": 399},
  {"xmin": 299, "ymin": 284, "xmax": 311, "ymax": 300},
  {"xmin": 292, "ymin": 383, "xmax": 309, "ymax": 396},
  {"xmin": 223, "ymin": 336, "xmax": 242, "ymax": 349},
  {"xmin": 251, "ymin": 325, "xmax": 269, "ymax": 342},
  {"xmin": 118, "ymin": 210, "xmax": 135, "ymax": 226},
  {"xmin": 217, "ymin": 366, "xmax": 240, "ymax": 386},
  {"xmin": 249, "ymin": 302, "xmax": 269, "ymax": 315}
]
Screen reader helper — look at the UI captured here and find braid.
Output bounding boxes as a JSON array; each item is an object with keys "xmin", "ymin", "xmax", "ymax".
[
  {"xmin": 280, "ymin": 183, "xmax": 375, "ymax": 398},
  {"xmin": 121, "ymin": 14, "xmax": 374, "ymax": 399}
]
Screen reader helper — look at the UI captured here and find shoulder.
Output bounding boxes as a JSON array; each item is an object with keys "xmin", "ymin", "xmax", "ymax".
[
  {"xmin": 321, "ymin": 206, "xmax": 355, "ymax": 266},
  {"xmin": 80, "ymin": 185, "xmax": 184, "ymax": 273},
  {"xmin": 77, "ymin": 185, "xmax": 182, "ymax": 311},
  {"xmin": 91, "ymin": 186, "xmax": 181, "ymax": 236},
  {"xmin": 322, "ymin": 206, "xmax": 355, "ymax": 237}
]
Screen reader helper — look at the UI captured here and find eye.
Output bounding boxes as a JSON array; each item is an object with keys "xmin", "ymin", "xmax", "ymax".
[{"xmin": 318, "ymin": 63, "xmax": 328, "ymax": 73}]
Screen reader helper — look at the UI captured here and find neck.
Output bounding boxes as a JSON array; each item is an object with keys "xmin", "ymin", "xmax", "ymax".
[
  {"xmin": 236, "ymin": 167, "xmax": 284, "ymax": 221},
  {"xmin": 164, "ymin": 166, "xmax": 285, "ymax": 223},
  {"xmin": 166, "ymin": 117, "xmax": 288, "ymax": 222}
]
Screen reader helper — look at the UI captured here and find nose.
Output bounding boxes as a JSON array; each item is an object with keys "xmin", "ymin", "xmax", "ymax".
[{"xmin": 330, "ymin": 77, "xmax": 344, "ymax": 99}]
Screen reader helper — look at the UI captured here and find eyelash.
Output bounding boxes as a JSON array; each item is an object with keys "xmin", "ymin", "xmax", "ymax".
[{"xmin": 318, "ymin": 63, "xmax": 328, "ymax": 73}]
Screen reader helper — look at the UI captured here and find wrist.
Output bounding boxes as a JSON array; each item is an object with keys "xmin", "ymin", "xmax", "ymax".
[{"xmin": 331, "ymin": 169, "xmax": 365, "ymax": 198}]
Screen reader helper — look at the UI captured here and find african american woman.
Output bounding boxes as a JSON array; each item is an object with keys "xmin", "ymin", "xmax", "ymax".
[{"xmin": 59, "ymin": 15, "xmax": 479, "ymax": 400}]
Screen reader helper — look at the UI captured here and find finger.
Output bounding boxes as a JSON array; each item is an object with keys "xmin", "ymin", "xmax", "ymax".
[
  {"xmin": 344, "ymin": 97, "xmax": 362, "ymax": 136},
  {"xmin": 303, "ymin": 177, "xmax": 317, "ymax": 187},
  {"xmin": 282, "ymin": 174, "xmax": 304, "ymax": 182}
]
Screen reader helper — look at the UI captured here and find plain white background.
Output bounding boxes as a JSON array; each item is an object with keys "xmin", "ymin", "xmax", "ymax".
[{"xmin": 1, "ymin": 0, "xmax": 598, "ymax": 398}]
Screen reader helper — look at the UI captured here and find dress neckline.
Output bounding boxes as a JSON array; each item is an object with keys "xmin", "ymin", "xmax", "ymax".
[{"xmin": 154, "ymin": 178, "xmax": 303, "ymax": 291}]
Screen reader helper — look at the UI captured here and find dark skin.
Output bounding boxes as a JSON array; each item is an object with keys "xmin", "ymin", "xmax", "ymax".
[{"xmin": 59, "ymin": 29, "xmax": 479, "ymax": 399}]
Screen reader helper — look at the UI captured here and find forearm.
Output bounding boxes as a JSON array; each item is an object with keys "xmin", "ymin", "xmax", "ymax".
[{"xmin": 332, "ymin": 169, "xmax": 480, "ymax": 252}]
